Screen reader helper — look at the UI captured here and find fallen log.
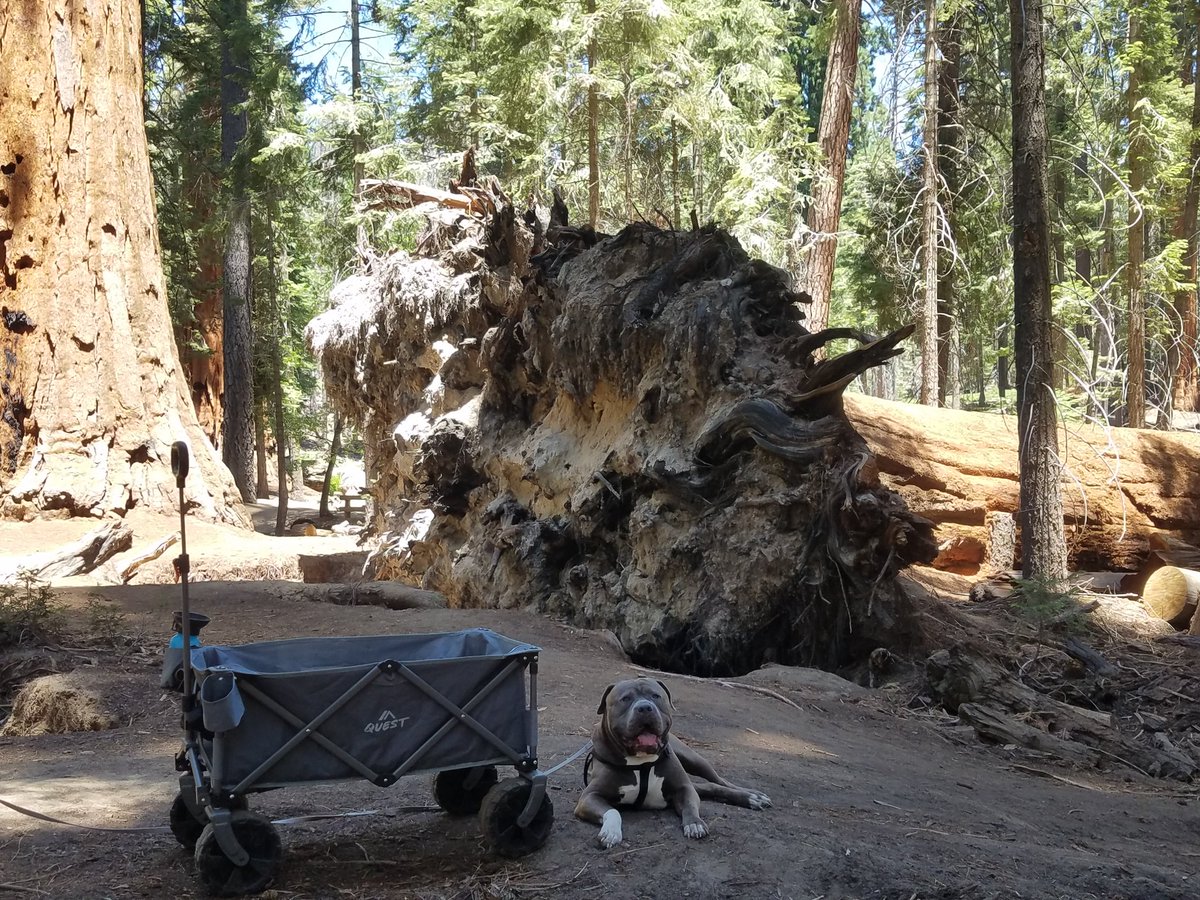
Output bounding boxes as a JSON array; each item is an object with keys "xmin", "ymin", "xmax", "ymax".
[
  {"xmin": 284, "ymin": 581, "xmax": 447, "ymax": 611},
  {"xmin": 845, "ymin": 394, "xmax": 1200, "ymax": 575},
  {"xmin": 1141, "ymin": 566, "xmax": 1200, "ymax": 626},
  {"xmin": 360, "ymin": 179, "xmax": 485, "ymax": 215},
  {"xmin": 1061, "ymin": 637, "xmax": 1119, "ymax": 678},
  {"xmin": 957, "ymin": 703, "xmax": 1100, "ymax": 766},
  {"xmin": 0, "ymin": 522, "xmax": 133, "ymax": 582},
  {"xmin": 926, "ymin": 645, "xmax": 1196, "ymax": 780},
  {"xmin": 1156, "ymin": 633, "xmax": 1200, "ymax": 649},
  {"xmin": 103, "ymin": 532, "xmax": 179, "ymax": 584}
]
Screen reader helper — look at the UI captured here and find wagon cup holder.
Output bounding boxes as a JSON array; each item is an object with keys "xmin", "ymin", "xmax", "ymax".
[
  {"xmin": 199, "ymin": 670, "xmax": 245, "ymax": 733},
  {"xmin": 163, "ymin": 441, "xmax": 556, "ymax": 897}
]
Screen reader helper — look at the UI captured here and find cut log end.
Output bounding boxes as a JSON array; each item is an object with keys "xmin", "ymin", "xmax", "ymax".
[{"xmin": 1142, "ymin": 566, "xmax": 1200, "ymax": 626}]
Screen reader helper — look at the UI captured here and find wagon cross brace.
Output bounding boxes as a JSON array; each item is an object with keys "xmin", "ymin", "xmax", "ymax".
[{"xmin": 224, "ymin": 658, "xmax": 528, "ymax": 797}]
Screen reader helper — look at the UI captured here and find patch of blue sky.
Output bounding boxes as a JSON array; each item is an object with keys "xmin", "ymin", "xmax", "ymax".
[{"xmin": 280, "ymin": 0, "xmax": 401, "ymax": 101}]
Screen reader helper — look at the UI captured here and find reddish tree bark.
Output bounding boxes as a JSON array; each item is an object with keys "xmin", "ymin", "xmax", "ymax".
[
  {"xmin": 796, "ymin": 0, "xmax": 862, "ymax": 335},
  {"xmin": 1173, "ymin": 19, "xmax": 1200, "ymax": 414},
  {"xmin": 0, "ymin": 0, "xmax": 243, "ymax": 522}
]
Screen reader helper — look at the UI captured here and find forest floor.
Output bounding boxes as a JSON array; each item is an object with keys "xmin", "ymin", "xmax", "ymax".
[{"xmin": 0, "ymin": 510, "xmax": 1197, "ymax": 900}]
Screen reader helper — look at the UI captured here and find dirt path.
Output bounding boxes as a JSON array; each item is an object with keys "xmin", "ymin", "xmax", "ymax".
[{"xmin": 2, "ymin": 571, "xmax": 1198, "ymax": 900}]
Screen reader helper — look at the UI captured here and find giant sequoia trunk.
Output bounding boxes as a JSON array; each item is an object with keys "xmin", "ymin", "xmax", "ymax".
[
  {"xmin": 0, "ymin": 0, "xmax": 244, "ymax": 523},
  {"xmin": 309, "ymin": 180, "xmax": 937, "ymax": 676}
]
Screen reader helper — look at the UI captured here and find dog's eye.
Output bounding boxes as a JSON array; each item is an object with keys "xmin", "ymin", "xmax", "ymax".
[{"xmin": 619, "ymin": 694, "xmax": 633, "ymax": 704}]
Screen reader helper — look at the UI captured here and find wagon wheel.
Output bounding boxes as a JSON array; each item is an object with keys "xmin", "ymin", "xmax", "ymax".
[
  {"xmin": 169, "ymin": 793, "xmax": 206, "ymax": 850},
  {"xmin": 479, "ymin": 778, "xmax": 554, "ymax": 858},
  {"xmin": 194, "ymin": 811, "xmax": 282, "ymax": 897},
  {"xmin": 432, "ymin": 765, "xmax": 499, "ymax": 816}
]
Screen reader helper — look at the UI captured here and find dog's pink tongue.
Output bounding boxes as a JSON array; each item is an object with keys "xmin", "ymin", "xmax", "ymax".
[{"xmin": 634, "ymin": 733, "xmax": 659, "ymax": 752}]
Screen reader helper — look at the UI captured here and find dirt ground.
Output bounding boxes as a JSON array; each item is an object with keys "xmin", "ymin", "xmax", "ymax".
[{"xmin": 1, "ymin": 514, "xmax": 1198, "ymax": 900}]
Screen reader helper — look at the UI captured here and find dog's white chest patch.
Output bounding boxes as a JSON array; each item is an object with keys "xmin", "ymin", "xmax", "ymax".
[{"xmin": 618, "ymin": 766, "xmax": 668, "ymax": 809}]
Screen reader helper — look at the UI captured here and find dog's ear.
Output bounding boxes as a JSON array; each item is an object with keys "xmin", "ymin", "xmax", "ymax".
[
  {"xmin": 596, "ymin": 683, "xmax": 615, "ymax": 715},
  {"xmin": 656, "ymin": 680, "xmax": 674, "ymax": 708}
]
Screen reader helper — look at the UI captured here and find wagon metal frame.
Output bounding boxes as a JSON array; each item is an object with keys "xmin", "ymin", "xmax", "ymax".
[{"xmin": 163, "ymin": 444, "xmax": 554, "ymax": 897}]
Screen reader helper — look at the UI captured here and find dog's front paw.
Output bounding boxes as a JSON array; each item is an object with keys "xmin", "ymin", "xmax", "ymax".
[
  {"xmin": 682, "ymin": 820, "xmax": 708, "ymax": 840},
  {"xmin": 747, "ymin": 791, "xmax": 772, "ymax": 810},
  {"xmin": 598, "ymin": 810, "xmax": 623, "ymax": 849}
]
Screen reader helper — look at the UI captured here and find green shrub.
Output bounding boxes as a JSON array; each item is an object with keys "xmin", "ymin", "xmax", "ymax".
[
  {"xmin": 84, "ymin": 597, "xmax": 130, "ymax": 650},
  {"xmin": 1011, "ymin": 576, "xmax": 1082, "ymax": 630},
  {"xmin": 0, "ymin": 572, "xmax": 65, "ymax": 647}
]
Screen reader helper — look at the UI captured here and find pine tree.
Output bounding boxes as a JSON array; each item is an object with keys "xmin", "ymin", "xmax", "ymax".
[
  {"xmin": 218, "ymin": 0, "xmax": 257, "ymax": 501},
  {"xmin": 1010, "ymin": 0, "xmax": 1067, "ymax": 580},
  {"xmin": 797, "ymin": 0, "xmax": 863, "ymax": 334}
]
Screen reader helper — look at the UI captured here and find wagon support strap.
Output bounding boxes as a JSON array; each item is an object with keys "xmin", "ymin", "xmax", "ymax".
[{"xmin": 388, "ymin": 658, "xmax": 527, "ymax": 782}]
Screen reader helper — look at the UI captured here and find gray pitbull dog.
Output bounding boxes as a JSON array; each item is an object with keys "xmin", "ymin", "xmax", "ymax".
[{"xmin": 575, "ymin": 677, "xmax": 771, "ymax": 848}]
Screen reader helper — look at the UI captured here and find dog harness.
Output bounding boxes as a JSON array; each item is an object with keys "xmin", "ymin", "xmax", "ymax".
[{"xmin": 584, "ymin": 747, "xmax": 670, "ymax": 809}]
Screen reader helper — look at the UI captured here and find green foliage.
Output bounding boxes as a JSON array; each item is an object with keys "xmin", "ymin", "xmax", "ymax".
[
  {"xmin": 84, "ymin": 598, "xmax": 132, "ymax": 652},
  {"xmin": 380, "ymin": 0, "xmax": 813, "ymax": 263},
  {"xmin": 139, "ymin": 0, "xmax": 1200, "ymax": 447},
  {"xmin": 1010, "ymin": 576, "xmax": 1085, "ymax": 632},
  {"xmin": 0, "ymin": 574, "xmax": 64, "ymax": 649}
]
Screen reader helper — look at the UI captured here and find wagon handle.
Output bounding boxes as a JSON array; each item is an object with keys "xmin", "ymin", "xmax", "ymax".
[{"xmin": 171, "ymin": 441, "xmax": 194, "ymax": 701}]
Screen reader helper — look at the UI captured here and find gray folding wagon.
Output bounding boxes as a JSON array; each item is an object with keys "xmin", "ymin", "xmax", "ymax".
[{"xmin": 162, "ymin": 445, "xmax": 553, "ymax": 897}]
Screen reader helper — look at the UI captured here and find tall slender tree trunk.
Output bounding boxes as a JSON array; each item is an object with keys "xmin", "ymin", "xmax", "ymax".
[
  {"xmin": 587, "ymin": 0, "xmax": 600, "ymax": 228},
  {"xmin": 1092, "ymin": 167, "xmax": 1117, "ymax": 419},
  {"xmin": 919, "ymin": 0, "xmax": 940, "ymax": 406},
  {"xmin": 796, "ymin": 0, "xmax": 863, "ymax": 334},
  {"xmin": 254, "ymin": 403, "xmax": 269, "ymax": 498},
  {"xmin": 623, "ymin": 68, "xmax": 634, "ymax": 223},
  {"xmin": 219, "ymin": 0, "xmax": 256, "ymax": 501},
  {"xmin": 0, "ymin": 0, "xmax": 243, "ymax": 522},
  {"xmin": 319, "ymin": 415, "xmax": 343, "ymax": 519},
  {"xmin": 267, "ymin": 199, "xmax": 289, "ymax": 535},
  {"xmin": 1126, "ymin": 13, "xmax": 1147, "ymax": 428},
  {"xmin": 1173, "ymin": 15, "xmax": 1200, "ymax": 414},
  {"xmin": 351, "ymin": 0, "xmax": 367, "ymax": 259},
  {"xmin": 1073, "ymin": 149, "xmax": 1094, "ymax": 342},
  {"xmin": 998, "ymin": 324, "xmax": 1011, "ymax": 398},
  {"xmin": 671, "ymin": 120, "xmax": 680, "ymax": 229},
  {"xmin": 936, "ymin": 11, "xmax": 961, "ymax": 408},
  {"xmin": 1010, "ymin": 0, "xmax": 1067, "ymax": 581},
  {"xmin": 1051, "ymin": 102, "xmax": 1069, "ymax": 391}
]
